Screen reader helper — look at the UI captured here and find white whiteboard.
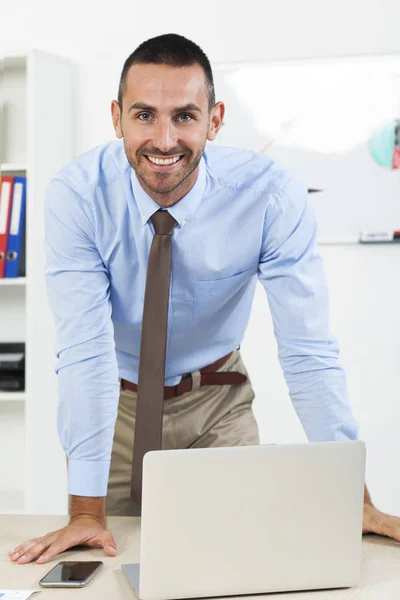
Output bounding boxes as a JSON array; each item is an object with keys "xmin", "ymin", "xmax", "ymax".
[{"xmin": 213, "ymin": 55, "xmax": 400, "ymax": 243}]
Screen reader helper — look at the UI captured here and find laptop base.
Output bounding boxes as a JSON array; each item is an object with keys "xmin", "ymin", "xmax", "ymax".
[{"xmin": 122, "ymin": 563, "xmax": 140, "ymax": 598}]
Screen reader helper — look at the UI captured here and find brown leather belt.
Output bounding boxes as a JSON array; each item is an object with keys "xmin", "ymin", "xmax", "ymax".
[{"xmin": 120, "ymin": 350, "xmax": 247, "ymax": 400}]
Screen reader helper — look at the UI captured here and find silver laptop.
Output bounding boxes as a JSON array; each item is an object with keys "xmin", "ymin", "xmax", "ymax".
[{"xmin": 122, "ymin": 440, "xmax": 365, "ymax": 600}]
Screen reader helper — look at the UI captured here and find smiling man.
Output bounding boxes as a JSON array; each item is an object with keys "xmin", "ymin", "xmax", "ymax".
[
  {"xmin": 120, "ymin": 93, "xmax": 207, "ymax": 199},
  {"xmin": 112, "ymin": 61, "xmax": 220, "ymax": 206},
  {"xmin": 9, "ymin": 33, "xmax": 400, "ymax": 565}
]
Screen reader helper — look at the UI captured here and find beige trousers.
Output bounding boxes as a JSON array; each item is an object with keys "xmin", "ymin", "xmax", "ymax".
[{"xmin": 105, "ymin": 350, "xmax": 260, "ymax": 516}]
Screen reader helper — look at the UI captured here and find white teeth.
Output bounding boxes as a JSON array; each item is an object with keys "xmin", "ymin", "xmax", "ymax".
[{"xmin": 147, "ymin": 155, "xmax": 181, "ymax": 165}]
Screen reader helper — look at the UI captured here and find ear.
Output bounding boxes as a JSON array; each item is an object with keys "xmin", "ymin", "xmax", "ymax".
[
  {"xmin": 207, "ymin": 101, "xmax": 225, "ymax": 141},
  {"xmin": 111, "ymin": 100, "xmax": 123, "ymax": 139}
]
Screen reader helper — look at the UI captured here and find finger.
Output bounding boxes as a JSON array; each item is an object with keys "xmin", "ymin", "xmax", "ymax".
[
  {"xmin": 10, "ymin": 540, "xmax": 41, "ymax": 561},
  {"xmin": 104, "ymin": 545, "xmax": 117, "ymax": 557},
  {"xmin": 9, "ymin": 539, "xmax": 37, "ymax": 556},
  {"xmin": 36, "ymin": 528, "xmax": 87, "ymax": 564},
  {"xmin": 9, "ymin": 528, "xmax": 62, "ymax": 559},
  {"xmin": 102, "ymin": 531, "xmax": 117, "ymax": 557},
  {"xmin": 36, "ymin": 542, "xmax": 65, "ymax": 564},
  {"xmin": 15, "ymin": 539, "xmax": 53, "ymax": 564}
]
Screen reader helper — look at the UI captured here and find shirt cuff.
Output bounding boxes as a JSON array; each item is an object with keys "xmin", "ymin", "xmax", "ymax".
[{"xmin": 68, "ymin": 458, "xmax": 111, "ymax": 497}]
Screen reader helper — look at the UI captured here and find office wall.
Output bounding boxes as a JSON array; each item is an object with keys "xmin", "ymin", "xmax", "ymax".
[{"xmin": 2, "ymin": 0, "xmax": 400, "ymax": 514}]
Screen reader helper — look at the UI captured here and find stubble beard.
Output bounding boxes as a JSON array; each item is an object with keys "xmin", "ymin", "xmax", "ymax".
[{"xmin": 124, "ymin": 140, "xmax": 207, "ymax": 196}]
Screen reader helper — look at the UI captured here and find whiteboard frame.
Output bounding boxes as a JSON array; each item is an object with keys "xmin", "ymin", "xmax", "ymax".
[{"xmin": 212, "ymin": 53, "xmax": 400, "ymax": 246}]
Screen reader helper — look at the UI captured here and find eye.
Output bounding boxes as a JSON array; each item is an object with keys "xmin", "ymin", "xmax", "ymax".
[
  {"xmin": 178, "ymin": 114, "xmax": 193, "ymax": 123},
  {"xmin": 138, "ymin": 112, "xmax": 152, "ymax": 121}
]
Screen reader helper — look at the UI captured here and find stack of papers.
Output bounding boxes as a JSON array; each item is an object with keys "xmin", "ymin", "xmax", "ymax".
[{"xmin": 0, "ymin": 592, "xmax": 40, "ymax": 599}]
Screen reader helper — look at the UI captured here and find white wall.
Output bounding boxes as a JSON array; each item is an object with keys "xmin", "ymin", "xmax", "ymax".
[
  {"xmin": 2, "ymin": 0, "xmax": 400, "ymax": 514},
  {"xmin": 244, "ymin": 245, "xmax": 400, "ymax": 517}
]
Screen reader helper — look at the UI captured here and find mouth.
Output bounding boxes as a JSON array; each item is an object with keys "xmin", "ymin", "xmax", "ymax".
[{"xmin": 144, "ymin": 154, "xmax": 184, "ymax": 171}]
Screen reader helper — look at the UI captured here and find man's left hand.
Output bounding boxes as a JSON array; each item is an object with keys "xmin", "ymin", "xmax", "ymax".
[{"xmin": 363, "ymin": 502, "xmax": 400, "ymax": 542}]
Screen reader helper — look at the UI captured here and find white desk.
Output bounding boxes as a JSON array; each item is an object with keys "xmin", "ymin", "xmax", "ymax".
[{"xmin": 1, "ymin": 515, "xmax": 399, "ymax": 599}]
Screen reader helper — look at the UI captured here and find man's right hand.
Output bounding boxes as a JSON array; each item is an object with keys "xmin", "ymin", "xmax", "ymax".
[
  {"xmin": 8, "ymin": 495, "xmax": 117, "ymax": 564},
  {"xmin": 8, "ymin": 516, "xmax": 117, "ymax": 564}
]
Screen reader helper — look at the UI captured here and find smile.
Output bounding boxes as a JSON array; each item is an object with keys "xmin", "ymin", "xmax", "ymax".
[{"xmin": 145, "ymin": 155, "xmax": 183, "ymax": 168}]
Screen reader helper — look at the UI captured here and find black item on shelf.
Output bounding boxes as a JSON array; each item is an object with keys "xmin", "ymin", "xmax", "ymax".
[
  {"xmin": 0, "ymin": 370, "xmax": 25, "ymax": 391},
  {"xmin": 0, "ymin": 342, "xmax": 25, "ymax": 391},
  {"xmin": 0, "ymin": 342, "xmax": 25, "ymax": 370}
]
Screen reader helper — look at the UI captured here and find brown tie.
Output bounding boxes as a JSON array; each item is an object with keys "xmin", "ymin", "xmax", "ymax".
[{"xmin": 130, "ymin": 209, "xmax": 177, "ymax": 514}]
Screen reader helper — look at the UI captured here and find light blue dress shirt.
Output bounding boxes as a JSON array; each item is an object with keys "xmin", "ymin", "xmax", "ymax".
[{"xmin": 44, "ymin": 139, "xmax": 359, "ymax": 497}]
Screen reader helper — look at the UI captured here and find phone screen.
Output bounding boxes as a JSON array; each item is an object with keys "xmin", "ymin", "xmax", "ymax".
[{"xmin": 39, "ymin": 560, "xmax": 102, "ymax": 585}]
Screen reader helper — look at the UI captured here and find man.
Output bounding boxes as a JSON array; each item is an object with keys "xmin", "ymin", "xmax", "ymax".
[{"xmin": 9, "ymin": 33, "xmax": 400, "ymax": 565}]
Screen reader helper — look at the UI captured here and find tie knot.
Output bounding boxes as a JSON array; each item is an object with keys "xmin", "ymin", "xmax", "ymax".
[{"xmin": 151, "ymin": 209, "xmax": 177, "ymax": 235}]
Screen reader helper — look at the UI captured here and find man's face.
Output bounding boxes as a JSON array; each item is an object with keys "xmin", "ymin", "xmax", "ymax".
[{"xmin": 111, "ymin": 63, "xmax": 224, "ymax": 207}]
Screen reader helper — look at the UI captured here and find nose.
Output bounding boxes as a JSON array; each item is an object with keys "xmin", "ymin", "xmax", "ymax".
[{"xmin": 152, "ymin": 119, "xmax": 177, "ymax": 154}]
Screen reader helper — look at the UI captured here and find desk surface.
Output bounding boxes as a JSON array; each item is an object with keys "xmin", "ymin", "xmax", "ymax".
[{"xmin": 1, "ymin": 515, "xmax": 399, "ymax": 599}]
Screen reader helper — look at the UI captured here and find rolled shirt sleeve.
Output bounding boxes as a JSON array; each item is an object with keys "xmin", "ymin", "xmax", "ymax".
[
  {"xmin": 44, "ymin": 178, "xmax": 120, "ymax": 496},
  {"xmin": 258, "ymin": 173, "xmax": 360, "ymax": 442}
]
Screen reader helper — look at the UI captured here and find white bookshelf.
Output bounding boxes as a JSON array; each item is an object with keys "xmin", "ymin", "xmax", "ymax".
[
  {"xmin": 0, "ymin": 392, "xmax": 26, "ymax": 401},
  {"xmin": 1, "ymin": 163, "xmax": 27, "ymax": 171},
  {"xmin": 0, "ymin": 277, "xmax": 27, "ymax": 286},
  {"xmin": 0, "ymin": 49, "xmax": 74, "ymax": 515}
]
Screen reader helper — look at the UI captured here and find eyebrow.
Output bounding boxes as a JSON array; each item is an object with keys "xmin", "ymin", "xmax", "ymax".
[{"xmin": 128, "ymin": 102, "xmax": 202, "ymax": 114}]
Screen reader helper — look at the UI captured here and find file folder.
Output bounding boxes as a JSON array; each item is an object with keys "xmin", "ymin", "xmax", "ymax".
[
  {"xmin": 0, "ymin": 176, "xmax": 15, "ymax": 278},
  {"xmin": 5, "ymin": 176, "xmax": 26, "ymax": 278}
]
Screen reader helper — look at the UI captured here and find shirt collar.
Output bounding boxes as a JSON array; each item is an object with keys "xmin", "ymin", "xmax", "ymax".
[{"xmin": 130, "ymin": 155, "xmax": 207, "ymax": 227}]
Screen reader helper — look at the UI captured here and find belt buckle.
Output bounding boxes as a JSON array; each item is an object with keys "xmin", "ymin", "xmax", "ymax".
[{"xmin": 181, "ymin": 372, "xmax": 192, "ymax": 381}]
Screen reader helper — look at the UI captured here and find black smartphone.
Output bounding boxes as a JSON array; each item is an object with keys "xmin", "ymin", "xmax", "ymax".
[{"xmin": 39, "ymin": 560, "xmax": 103, "ymax": 588}]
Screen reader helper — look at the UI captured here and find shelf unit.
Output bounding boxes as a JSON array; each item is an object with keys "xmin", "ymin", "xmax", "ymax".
[
  {"xmin": 0, "ymin": 277, "xmax": 27, "ymax": 286},
  {"xmin": 0, "ymin": 392, "xmax": 26, "ymax": 401},
  {"xmin": 0, "ymin": 49, "xmax": 74, "ymax": 514},
  {"xmin": 1, "ymin": 163, "xmax": 27, "ymax": 172}
]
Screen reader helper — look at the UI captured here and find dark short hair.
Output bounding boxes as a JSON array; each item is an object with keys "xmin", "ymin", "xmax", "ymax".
[{"xmin": 117, "ymin": 33, "xmax": 215, "ymax": 112}]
